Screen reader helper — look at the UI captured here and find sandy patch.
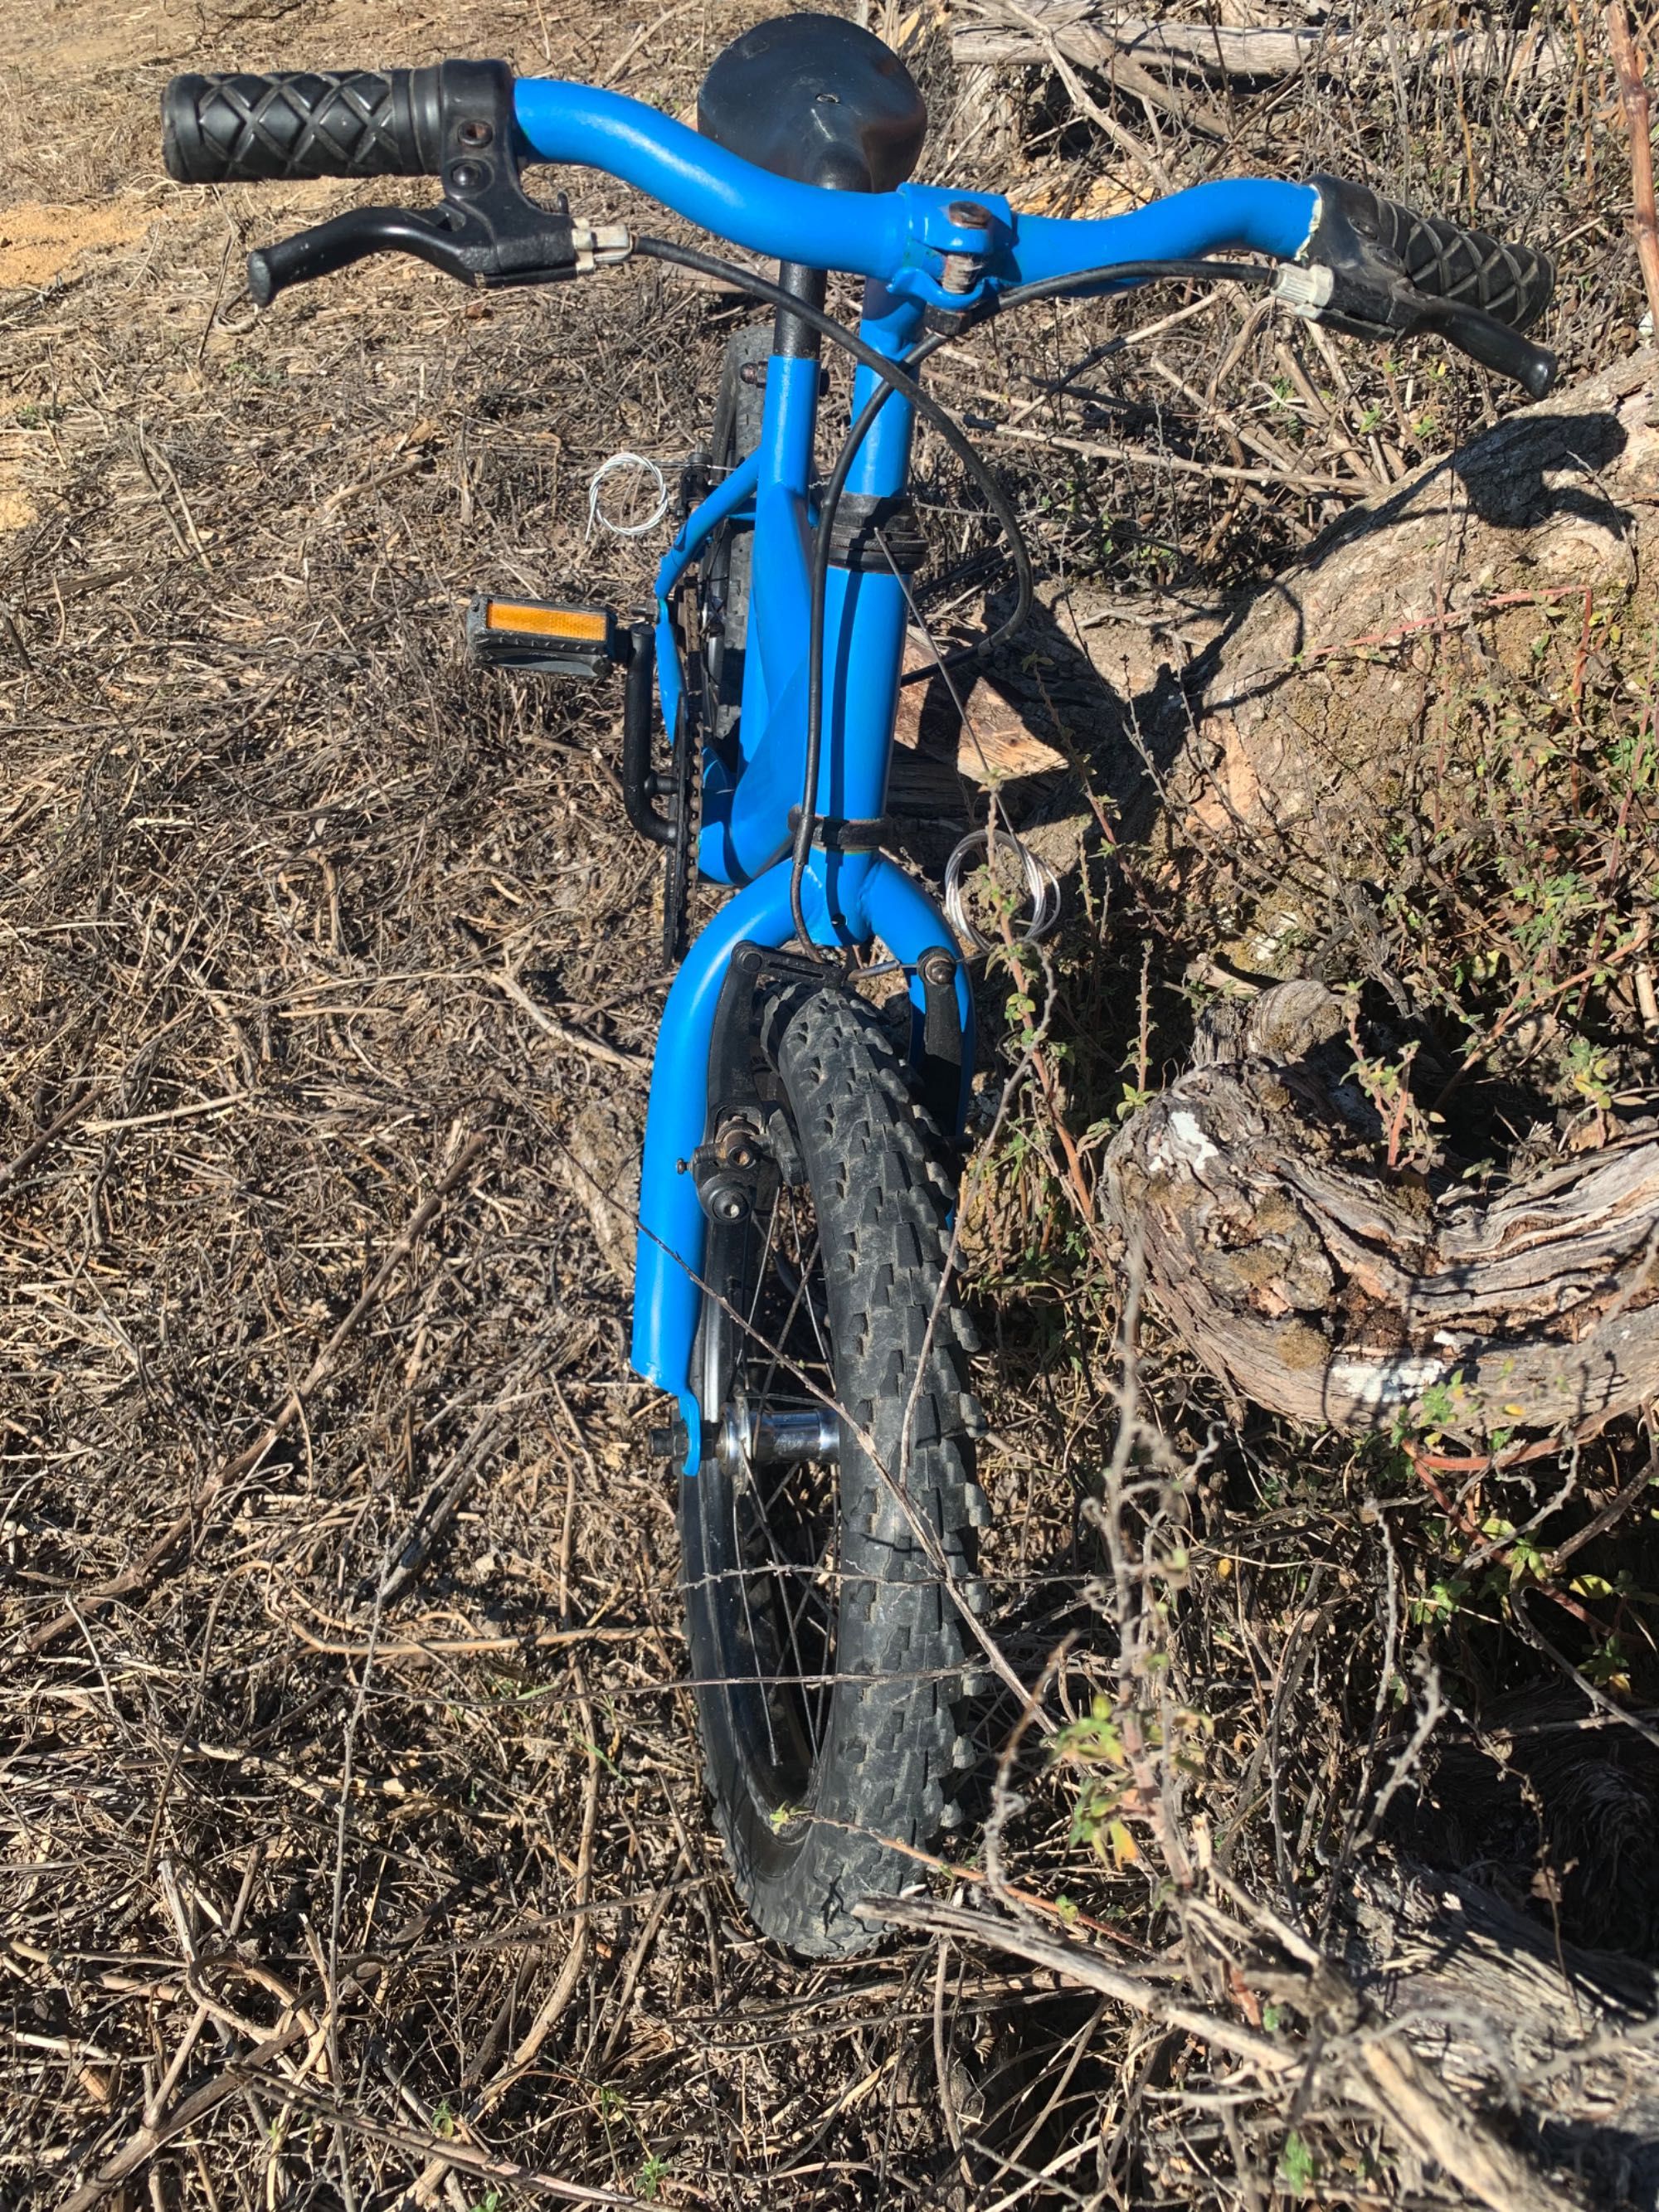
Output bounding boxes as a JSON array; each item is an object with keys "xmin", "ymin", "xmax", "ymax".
[
  {"xmin": 0, "ymin": 198, "xmax": 150, "ymax": 289},
  {"xmin": 0, "ymin": 467, "xmax": 37, "ymax": 532}
]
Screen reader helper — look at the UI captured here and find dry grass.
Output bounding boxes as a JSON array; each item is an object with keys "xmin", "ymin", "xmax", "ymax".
[{"xmin": 4, "ymin": 2, "xmax": 1658, "ymax": 2207}]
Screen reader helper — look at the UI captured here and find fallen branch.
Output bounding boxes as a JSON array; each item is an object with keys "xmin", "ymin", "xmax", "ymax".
[
  {"xmin": 0, "ymin": 1082, "xmax": 96, "ymax": 1194},
  {"xmin": 857, "ymin": 1893, "xmax": 1292, "ymax": 2072},
  {"xmin": 61, "ymin": 2006, "xmax": 324, "ymax": 2211},
  {"xmin": 490, "ymin": 965, "xmax": 649, "ymax": 1076},
  {"xmin": 56, "ymin": 1913, "xmax": 432, "ymax": 2212},
  {"xmin": 983, "ymin": 0, "xmax": 1176, "ymax": 190},
  {"xmin": 253, "ymin": 2077, "xmax": 661, "ymax": 2210},
  {"xmin": 275, "ymin": 1610, "xmax": 649, "ymax": 1663},
  {"xmin": 860, "ymin": 1893, "xmax": 1579, "ymax": 2212},
  {"xmin": 953, "ymin": 1, "xmax": 1570, "ymax": 90},
  {"xmin": 22, "ymin": 1132, "xmax": 491, "ymax": 1654},
  {"xmin": 990, "ymin": 417, "xmax": 1354, "ymax": 496},
  {"xmin": 377, "ymin": 1337, "xmax": 549, "ymax": 1605},
  {"xmin": 1104, "ymin": 982, "xmax": 1659, "ymax": 1437},
  {"xmin": 1344, "ymin": 2036, "xmax": 1579, "ymax": 2212}
]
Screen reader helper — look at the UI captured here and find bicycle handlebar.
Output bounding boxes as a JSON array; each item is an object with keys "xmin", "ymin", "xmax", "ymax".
[
  {"xmin": 161, "ymin": 61, "xmax": 1557, "ymax": 392},
  {"xmin": 163, "ymin": 66, "xmax": 1317, "ymax": 295}
]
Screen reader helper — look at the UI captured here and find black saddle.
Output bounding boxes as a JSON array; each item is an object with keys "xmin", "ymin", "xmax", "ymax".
[{"xmin": 697, "ymin": 12, "xmax": 927, "ymax": 195}]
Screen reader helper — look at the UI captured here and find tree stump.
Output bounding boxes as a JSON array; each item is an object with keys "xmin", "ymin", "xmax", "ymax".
[{"xmin": 1104, "ymin": 980, "xmax": 1659, "ymax": 1437}]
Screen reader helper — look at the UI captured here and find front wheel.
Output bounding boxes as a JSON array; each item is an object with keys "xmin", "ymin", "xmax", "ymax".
[{"xmin": 681, "ymin": 985, "xmax": 988, "ymax": 1956}]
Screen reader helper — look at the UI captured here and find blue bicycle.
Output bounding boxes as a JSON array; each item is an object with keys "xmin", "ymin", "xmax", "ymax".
[{"xmin": 163, "ymin": 12, "xmax": 1556, "ymax": 1955}]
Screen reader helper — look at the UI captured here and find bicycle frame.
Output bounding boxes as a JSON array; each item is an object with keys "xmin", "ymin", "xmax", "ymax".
[
  {"xmin": 507, "ymin": 82, "xmax": 1320, "ymax": 1472},
  {"xmin": 632, "ymin": 279, "xmax": 971, "ymax": 1474}
]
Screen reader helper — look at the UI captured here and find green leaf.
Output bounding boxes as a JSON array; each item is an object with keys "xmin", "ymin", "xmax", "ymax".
[{"xmin": 1278, "ymin": 2130, "xmax": 1316, "ymax": 2196}]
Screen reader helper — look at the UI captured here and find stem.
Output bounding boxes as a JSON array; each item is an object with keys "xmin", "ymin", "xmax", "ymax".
[{"xmin": 1608, "ymin": 2, "xmax": 1659, "ymax": 333}]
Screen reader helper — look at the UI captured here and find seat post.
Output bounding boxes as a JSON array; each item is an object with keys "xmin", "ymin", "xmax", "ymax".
[{"xmin": 773, "ymin": 260, "xmax": 827, "ymax": 360}]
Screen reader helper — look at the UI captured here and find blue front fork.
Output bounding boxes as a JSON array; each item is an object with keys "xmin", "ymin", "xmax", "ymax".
[
  {"xmin": 629, "ymin": 284, "xmax": 973, "ymax": 1474},
  {"xmin": 630, "ymin": 852, "xmax": 972, "ymax": 1475}
]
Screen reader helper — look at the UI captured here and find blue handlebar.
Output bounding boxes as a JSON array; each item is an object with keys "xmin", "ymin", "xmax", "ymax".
[
  {"xmin": 515, "ymin": 80, "xmax": 902, "ymax": 272},
  {"xmin": 1011, "ymin": 186, "xmax": 1316, "ymax": 285},
  {"xmin": 512, "ymin": 80, "xmax": 1316, "ymax": 306}
]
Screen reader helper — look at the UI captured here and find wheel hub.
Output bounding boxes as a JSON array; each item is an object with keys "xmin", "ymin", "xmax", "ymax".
[{"xmin": 716, "ymin": 1390, "xmax": 840, "ymax": 1476}]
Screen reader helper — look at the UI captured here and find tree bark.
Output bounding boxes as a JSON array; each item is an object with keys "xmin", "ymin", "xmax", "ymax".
[
  {"xmin": 1104, "ymin": 980, "xmax": 1659, "ymax": 1437},
  {"xmin": 1167, "ymin": 349, "xmax": 1659, "ymax": 849},
  {"xmin": 1340, "ymin": 1858, "xmax": 1659, "ymax": 2204}
]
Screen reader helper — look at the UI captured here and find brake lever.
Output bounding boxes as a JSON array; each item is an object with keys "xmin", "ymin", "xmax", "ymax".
[
  {"xmin": 243, "ymin": 57, "xmax": 631, "ymax": 306},
  {"xmin": 1401, "ymin": 289, "xmax": 1557, "ymax": 400},
  {"xmin": 247, "ymin": 202, "xmax": 630, "ymax": 304},
  {"xmin": 1273, "ymin": 263, "xmax": 1557, "ymax": 399}
]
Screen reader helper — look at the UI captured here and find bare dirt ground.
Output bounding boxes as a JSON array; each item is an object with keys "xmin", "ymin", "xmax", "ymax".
[{"xmin": 4, "ymin": 1, "xmax": 1658, "ymax": 2208}]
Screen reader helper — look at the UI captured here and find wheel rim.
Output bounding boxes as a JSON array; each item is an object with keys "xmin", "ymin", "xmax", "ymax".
[{"xmin": 696, "ymin": 1174, "xmax": 843, "ymax": 1816}]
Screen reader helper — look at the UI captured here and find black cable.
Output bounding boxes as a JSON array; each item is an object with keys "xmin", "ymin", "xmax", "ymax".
[
  {"xmin": 636, "ymin": 235, "xmax": 1034, "ymax": 951},
  {"xmin": 794, "ymin": 326, "xmax": 954, "ymax": 942},
  {"xmin": 636, "ymin": 236, "xmax": 1277, "ymax": 951},
  {"xmin": 995, "ymin": 255, "xmax": 1272, "ymax": 316}
]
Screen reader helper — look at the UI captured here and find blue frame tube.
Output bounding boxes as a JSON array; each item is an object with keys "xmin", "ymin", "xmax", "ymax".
[
  {"xmin": 658, "ymin": 446, "xmax": 758, "ymax": 597},
  {"xmin": 630, "ymin": 859, "xmax": 798, "ymax": 1475},
  {"xmin": 654, "ymin": 448, "xmax": 760, "ymax": 753},
  {"xmin": 817, "ymin": 284, "xmax": 923, "ymax": 829},
  {"xmin": 694, "ymin": 351, "xmax": 821, "ymax": 884},
  {"xmin": 750, "ymin": 357, "xmax": 819, "ymax": 718}
]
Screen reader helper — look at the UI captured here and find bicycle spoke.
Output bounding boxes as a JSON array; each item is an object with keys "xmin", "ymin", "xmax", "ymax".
[
  {"xmin": 731, "ymin": 1446, "xmax": 782, "ymax": 1772},
  {"xmin": 751, "ymin": 1470, "xmax": 829, "ymax": 1760},
  {"xmin": 716, "ymin": 1163, "xmax": 841, "ymax": 1794},
  {"xmin": 745, "ymin": 1187, "xmax": 782, "ymax": 1339}
]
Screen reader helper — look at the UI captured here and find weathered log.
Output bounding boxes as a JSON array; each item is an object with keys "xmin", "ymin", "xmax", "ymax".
[
  {"xmin": 1171, "ymin": 348, "xmax": 1659, "ymax": 847},
  {"xmin": 1341, "ymin": 1855, "xmax": 1659, "ymax": 2205},
  {"xmin": 1104, "ymin": 980, "xmax": 1659, "ymax": 1437},
  {"xmin": 873, "ymin": 1864, "xmax": 1659, "ymax": 2210},
  {"xmin": 952, "ymin": 0, "xmax": 1571, "ymax": 87}
]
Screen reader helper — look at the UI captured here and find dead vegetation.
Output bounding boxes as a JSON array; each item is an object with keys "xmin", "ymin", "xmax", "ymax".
[{"xmin": 3, "ymin": 1, "xmax": 1659, "ymax": 2208}]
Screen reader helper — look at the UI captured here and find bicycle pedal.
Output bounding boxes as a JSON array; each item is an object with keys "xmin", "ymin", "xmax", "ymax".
[{"xmin": 465, "ymin": 593, "xmax": 625, "ymax": 678}]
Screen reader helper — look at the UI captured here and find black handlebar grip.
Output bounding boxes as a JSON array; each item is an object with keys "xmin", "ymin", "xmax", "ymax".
[
  {"xmin": 162, "ymin": 69, "xmax": 445, "ymax": 183},
  {"xmin": 1308, "ymin": 174, "xmax": 1554, "ymax": 333}
]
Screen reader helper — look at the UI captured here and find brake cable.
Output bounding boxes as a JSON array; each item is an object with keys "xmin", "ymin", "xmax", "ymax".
[
  {"xmin": 635, "ymin": 236, "xmax": 1277, "ymax": 954},
  {"xmin": 635, "ymin": 234, "xmax": 1034, "ymax": 952}
]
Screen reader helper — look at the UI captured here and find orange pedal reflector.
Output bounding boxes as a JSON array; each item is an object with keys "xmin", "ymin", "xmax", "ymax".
[{"xmin": 465, "ymin": 593, "xmax": 622, "ymax": 678}]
